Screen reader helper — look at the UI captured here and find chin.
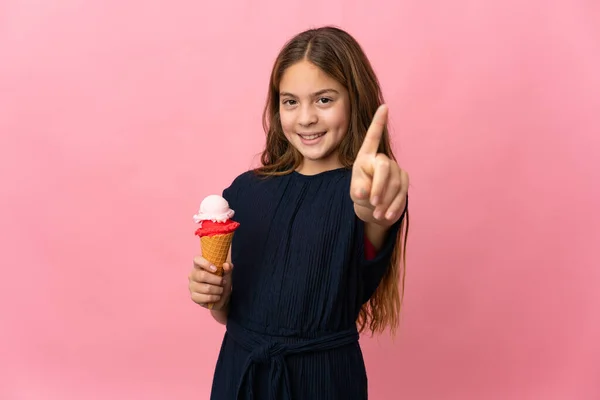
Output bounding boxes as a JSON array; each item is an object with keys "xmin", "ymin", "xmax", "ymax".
[
  {"xmin": 302, "ymin": 149, "xmax": 340, "ymax": 165},
  {"xmin": 298, "ymin": 148, "xmax": 328, "ymax": 161}
]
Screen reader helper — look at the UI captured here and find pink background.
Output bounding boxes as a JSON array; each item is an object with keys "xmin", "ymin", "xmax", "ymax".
[{"xmin": 1, "ymin": 0, "xmax": 599, "ymax": 399}]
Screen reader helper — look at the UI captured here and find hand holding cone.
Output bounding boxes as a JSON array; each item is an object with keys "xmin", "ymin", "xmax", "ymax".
[{"xmin": 193, "ymin": 194, "xmax": 240, "ymax": 309}]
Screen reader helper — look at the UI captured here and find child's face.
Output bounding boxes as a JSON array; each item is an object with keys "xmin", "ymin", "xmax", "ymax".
[{"xmin": 279, "ymin": 60, "xmax": 350, "ymax": 174}]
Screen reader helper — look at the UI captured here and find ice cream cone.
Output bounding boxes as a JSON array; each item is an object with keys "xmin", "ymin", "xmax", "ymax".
[
  {"xmin": 193, "ymin": 194, "xmax": 240, "ymax": 310},
  {"xmin": 200, "ymin": 232, "xmax": 234, "ymax": 277}
]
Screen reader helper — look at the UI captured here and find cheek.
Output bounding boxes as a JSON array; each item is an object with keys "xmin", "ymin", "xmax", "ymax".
[
  {"xmin": 328, "ymin": 109, "xmax": 350, "ymax": 133},
  {"xmin": 279, "ymin": 113, "xmax": 294, "ymax": 135}
]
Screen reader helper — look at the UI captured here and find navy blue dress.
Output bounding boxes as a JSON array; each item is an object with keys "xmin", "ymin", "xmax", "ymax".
[{"xmin": 210, "ymin": 167, "xmax": 404, "ymax": 400}]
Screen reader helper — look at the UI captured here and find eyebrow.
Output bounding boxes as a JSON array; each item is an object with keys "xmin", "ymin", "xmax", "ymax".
[{"xmin": 279, "ymin": 89, "xmax": 339, "ymax": 97}]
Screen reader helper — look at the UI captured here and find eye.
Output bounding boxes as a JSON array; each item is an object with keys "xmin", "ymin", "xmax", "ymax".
[
  {"xmin": 282, "ymin": 99, "xmax": 297, "ymax": 106},
  {"xmin": 317, "ymin": 97, "xmax": 332, "ymax": 104}
]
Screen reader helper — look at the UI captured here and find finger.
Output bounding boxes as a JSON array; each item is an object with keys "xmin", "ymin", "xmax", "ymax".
[
  {"xmin": 373, "ymin": 165, "xmax": 401, "ymax": 219},
  {"xmin": 190, "ymin": 292, "xmax": 221, "ymax": 305},
  {"xmin": 222, "ymin": 262, "xmax": 234, "ymax": 275},
  {"xmin": 190, "ymin": 281, "xmax": 224, "ymax": 296},
  {"xmin": 383, "ymin": 191, "xmax": 407, "ymax": 222},
  {"xmin": 350, "ymin": 174, "xmax": 373, "ymax": 205},
  {"xmin": 193, "ymin": 256, "xmax": 218, "ymax": 273},
  {"xmin": 400, "ymin": 168, "xmax": 410, "ymax": 191},
  {"xmin": 189, "ymin": 269, "xmax": 225, "ymax": 286},
  {"xmin": 370, "ymin": 154, "xmax": 391, "ymax": 207},
  {"xmin": 381, "ymin": 169, "xmax": 408, "ymax": 220},
  {"xmin": 221, "ymin": 263, "xmax": 234, "ymax": 287},
  {"xmin": 357, "ymin": 104, "xmax": 388, "ymax": 157}
]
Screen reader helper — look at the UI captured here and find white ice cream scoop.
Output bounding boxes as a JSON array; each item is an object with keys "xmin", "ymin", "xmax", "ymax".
[{"xmin": 193, "ymin": 194, "xmax": 235, "ymax": 224}]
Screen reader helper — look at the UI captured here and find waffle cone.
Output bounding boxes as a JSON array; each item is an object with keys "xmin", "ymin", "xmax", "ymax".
[
  {"xmin": 200, "ymin": 232, "xmax": 234, "ymax": 310},
  {"xmin": 200, "ymin": 232, "xmax": 234, "ymax": 276}
]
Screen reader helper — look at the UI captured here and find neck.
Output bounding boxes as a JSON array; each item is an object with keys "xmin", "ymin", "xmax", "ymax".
[{"xmin": 296, "ymin": 157, "xmax": 343, "ymax": 176}]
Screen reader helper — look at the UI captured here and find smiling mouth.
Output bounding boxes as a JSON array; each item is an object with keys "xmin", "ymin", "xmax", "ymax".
[{"xmin": 298, "ymin": 132, "xmax": 326, "ymax": 140}]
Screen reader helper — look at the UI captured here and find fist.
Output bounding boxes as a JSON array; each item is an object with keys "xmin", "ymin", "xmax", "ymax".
[
  {"xmin": 188, "ymin": 256, "xmax": 233, "ymax": 310},
  {"xmin": 351, "ymin": 104, "xmax": 409, "ymax": 225}
]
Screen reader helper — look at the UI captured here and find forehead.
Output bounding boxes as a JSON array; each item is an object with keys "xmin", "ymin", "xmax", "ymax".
[{"xmin": 279, "ymin": 60, "xmax": 344, "ymax": 94}]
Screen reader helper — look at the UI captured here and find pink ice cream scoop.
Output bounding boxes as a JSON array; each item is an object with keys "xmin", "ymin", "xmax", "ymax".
[{"xmin": 193, "ymin": 194, "xmax": 235, "ymax": 225}]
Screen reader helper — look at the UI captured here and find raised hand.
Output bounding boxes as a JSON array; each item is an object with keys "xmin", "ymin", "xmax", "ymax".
[{"xmin": 350, "ymin": 105, "xmax": 409, "ymax": 225}]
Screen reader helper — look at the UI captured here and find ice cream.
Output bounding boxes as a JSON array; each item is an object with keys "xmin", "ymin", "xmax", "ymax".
[
  {"xmin": 193, "ymin": 194, "xmax": 240, "ymax": 279},
  {"xmin": 193, "ymin": 194, "xmax": 236, "ymax": 225},
  {"xmin": 193, "ymin": 195, "xmax": 240, "ymax": 309}
]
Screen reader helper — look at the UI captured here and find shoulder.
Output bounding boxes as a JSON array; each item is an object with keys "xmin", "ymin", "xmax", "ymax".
[
  {"xmin": 227, "ymin": 170, "xmax": 257, "ymax": 187},
  {"xmin": 226, "ymin": 169, "xmax": 277, "ymax": 189},
  {"xmin": 222, "ymin": 169, "xmax": 276, "ymax": 203},
  {"xmin": 223, "ymin": 170, "xmax": 251, "ymax": 200}
]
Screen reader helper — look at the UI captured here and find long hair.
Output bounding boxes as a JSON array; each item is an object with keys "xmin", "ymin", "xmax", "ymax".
[{"xmin": 255, "ymin": 26, "xmax": 409, "ymax": 336}]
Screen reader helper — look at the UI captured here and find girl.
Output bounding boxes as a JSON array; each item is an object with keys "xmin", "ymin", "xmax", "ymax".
[{"xmin": 188, "ymin": 26, "xmax": 410, "ymax": 400}]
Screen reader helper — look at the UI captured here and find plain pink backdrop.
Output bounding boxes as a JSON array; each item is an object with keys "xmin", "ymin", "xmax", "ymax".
[{"xmin": 1, "ymin": 0, "xmax": 599, "ymax": 399}]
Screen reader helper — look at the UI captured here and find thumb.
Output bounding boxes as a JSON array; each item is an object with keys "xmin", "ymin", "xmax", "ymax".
[{"xmin": 223, "ymin": 262, "xmax": 234, "ymax": 276}]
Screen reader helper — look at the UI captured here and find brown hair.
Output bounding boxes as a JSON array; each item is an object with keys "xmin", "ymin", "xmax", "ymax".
[{"xmin": 255, "ymin": 26, "xmax": 409, "ymax": 336}]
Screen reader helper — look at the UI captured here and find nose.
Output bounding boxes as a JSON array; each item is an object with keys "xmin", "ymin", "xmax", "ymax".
[{"xmin": 298, "ymin": 104, "xmax": 318, "ymax": 127}]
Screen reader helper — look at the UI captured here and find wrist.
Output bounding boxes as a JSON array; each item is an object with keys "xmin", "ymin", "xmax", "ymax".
[{"xmin": 210, "ymin": 301, "xmax": 230, "ymax": 324}]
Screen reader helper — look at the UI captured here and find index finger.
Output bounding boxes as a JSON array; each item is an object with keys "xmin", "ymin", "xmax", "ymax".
[
  {"xmin": 358, "ymin": 104, "xmax": 388, "ymax": 156},
  {"xmin": 193, "ymin": 255, "xmax": 218, "ymax": 273}
]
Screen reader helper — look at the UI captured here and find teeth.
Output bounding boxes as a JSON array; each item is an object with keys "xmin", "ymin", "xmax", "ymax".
[{"xmin": 300, "ymin": 132, "xmax": 325, "ymax": 140}]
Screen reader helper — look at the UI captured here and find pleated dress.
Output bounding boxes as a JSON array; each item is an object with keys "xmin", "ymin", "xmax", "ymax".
[{"xmin": 209, "ymin": 167, "xmax": 404, "ymax": 400}]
